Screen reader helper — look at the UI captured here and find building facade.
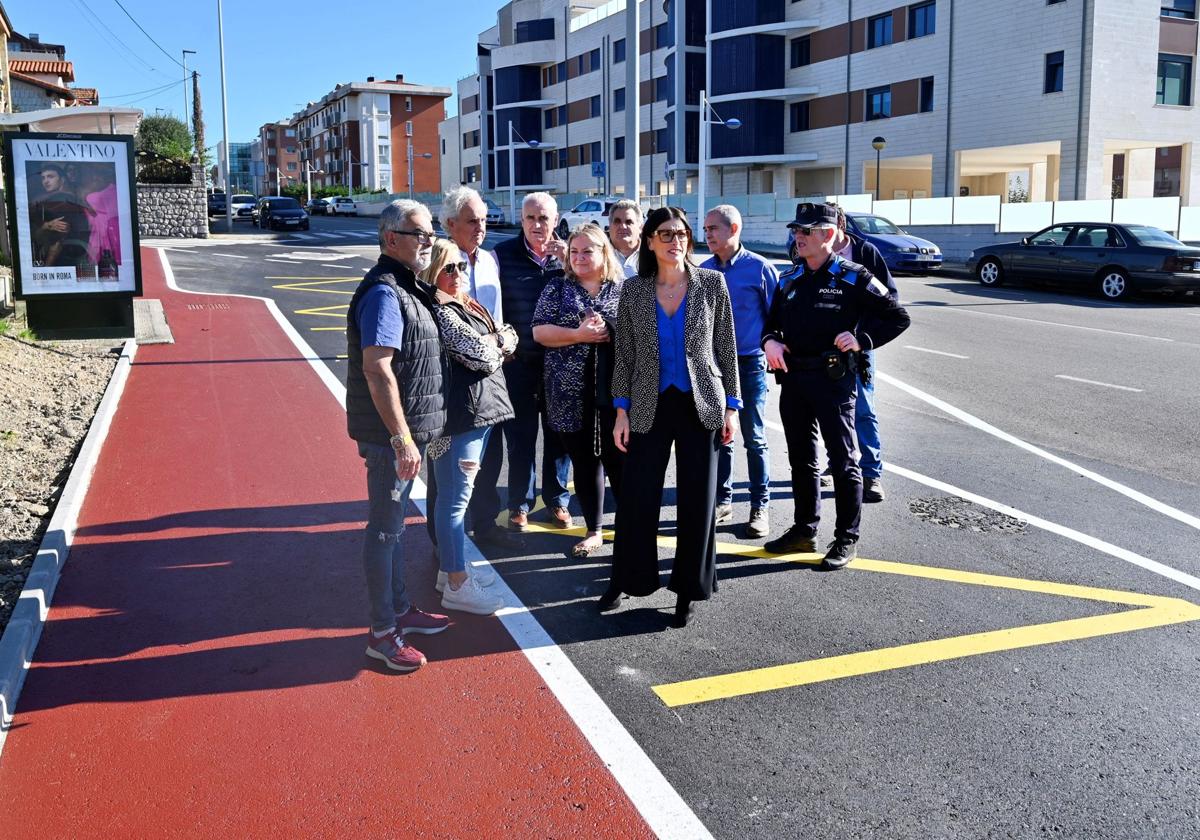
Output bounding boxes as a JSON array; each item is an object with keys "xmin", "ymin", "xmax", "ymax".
[
  {"xmin": 289, "ymin": 75, "xmax": 450, "ymax": 195},
  {"xmin": 216, "ymin": 140, "xmax": 254, "ymax": 193},
  {"xmin": 256, "ymin": 119, "xmax": 301, "ymax": 196},
  {"xmin": 441, "ymin": 0, "xmax": 1200, "ymax": 205}
]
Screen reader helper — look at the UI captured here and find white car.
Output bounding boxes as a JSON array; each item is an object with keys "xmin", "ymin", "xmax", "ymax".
[
  {"xmin": 230, "ymin": 194, "xmax": 257, "ymax": 220},
  {"xmin": 328, "ymin": 196, "xmax": 358, "ymax": 216},
  {"xmin": 484, "ymin": 198, "xmax": 506, "ymax": 226},
  {"xmin": 557, "ymin": 198, "xmax": 618, "ymax": 238}
]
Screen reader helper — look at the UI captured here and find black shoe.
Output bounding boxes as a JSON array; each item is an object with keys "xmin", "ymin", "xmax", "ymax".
[
  {"xmin": 823, "ymin": 538, "xmax": 858, "ymax": 570},
  {"xmin": 862, "ymin": 478, "xmax": 885, "ymax": 503},
  {"xmin": 597, "ymin": 586, "xmax": 624, "ymax": 612},
  {"xmin": 473, "ymin": 525, "xmax": 523, "ymax": 548},
  {"xmin": 672, "ymin": 596, "xmax": 693, "ymax": 628},
  {"xmin": 763, "ymin": 525, "xmax": 818, "ymax": 555}
]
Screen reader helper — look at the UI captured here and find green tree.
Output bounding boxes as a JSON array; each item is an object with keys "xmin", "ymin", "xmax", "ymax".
[
  {"xmin": 1007, "ymin": 174, "xmax": 1029, "ymax": 204},
  {"xmin": 137, "ymin": 115, "xmax": 192, "ymax": 162}
]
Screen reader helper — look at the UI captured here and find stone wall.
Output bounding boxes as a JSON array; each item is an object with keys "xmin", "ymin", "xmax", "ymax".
[{"xmin": 137, "ymin": 164, "xmax": 209, "ymax": 239}]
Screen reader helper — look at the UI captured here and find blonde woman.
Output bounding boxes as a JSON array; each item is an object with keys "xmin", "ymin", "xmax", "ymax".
[
  {"xmin": 420, "ymin": 240, "xmax": 518, "ymax": 616},
  {"xmin": 532, "ymin": 224, "xmax": 625, "ymax": 558}
]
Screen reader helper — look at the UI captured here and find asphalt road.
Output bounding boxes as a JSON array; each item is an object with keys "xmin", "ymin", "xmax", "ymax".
[{"xmin": 159, "ymin": 214, "xmax": 1200, "ymax": 839}]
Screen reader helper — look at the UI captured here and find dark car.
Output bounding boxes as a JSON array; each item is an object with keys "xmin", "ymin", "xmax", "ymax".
[
  {"xmin": 845, "ymin": 212, "xmax": 943, "ymax": 273},
  {"xmin": 254, "ymin": 196, "xmax": 309, "ymax": 231},
  {"xmin": 966, "ymin": 222, "xmax": 1200, "ymax": 301},
  {"xmin": 306, "ymin": 197, "xmax": 330, "ymax": 215},
  {"xmin": 207, "ymin": 192, "xmax": 227, "ymax": 216}
]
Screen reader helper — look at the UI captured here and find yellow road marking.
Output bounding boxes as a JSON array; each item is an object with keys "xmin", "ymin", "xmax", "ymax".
[
  {"xmin": 265, "ymin": 276, "xmax": 360, "ymax": 282},
  {"xmin": 294, "ymin": 304, "xmax": 348, "ymax": 319},
  {"xmin": 310, "ymin": 326, "xmax": 346, "ymax": 332}
]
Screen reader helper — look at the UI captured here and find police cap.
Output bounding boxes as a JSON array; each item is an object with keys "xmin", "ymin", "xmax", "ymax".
[{"xmin": 786, "ymin": 202, "xmax": 839, "ymax": 229}]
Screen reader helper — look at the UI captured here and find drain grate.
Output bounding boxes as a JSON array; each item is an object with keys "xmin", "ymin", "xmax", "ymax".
[
  {"xmin": 908, "ymin": 496, "xmax": 1027, "ymax": 534},
  {"xmin": 185, "ymin": 303, "xmax": 230, "ymax": 311}
]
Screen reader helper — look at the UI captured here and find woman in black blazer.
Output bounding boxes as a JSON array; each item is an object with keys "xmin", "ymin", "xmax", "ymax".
[{"xmin": 605, "ymin": 206, "xmax": 741, "ymax": 627}]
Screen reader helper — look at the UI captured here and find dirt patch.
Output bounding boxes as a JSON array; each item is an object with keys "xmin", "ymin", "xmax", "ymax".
[{"xmin": 908, "ymin": 495, "xmax": 1028, "ymax": 534}]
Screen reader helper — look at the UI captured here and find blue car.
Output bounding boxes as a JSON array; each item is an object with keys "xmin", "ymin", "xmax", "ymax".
[{"xmin": 846, "ymin": 212, "xmax": 943, "ymax": 273}]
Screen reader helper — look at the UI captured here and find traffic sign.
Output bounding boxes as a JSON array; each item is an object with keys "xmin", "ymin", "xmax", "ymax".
[{"xmin": 591, "ymin": 160, "xmax": 606, "ymax": 178}]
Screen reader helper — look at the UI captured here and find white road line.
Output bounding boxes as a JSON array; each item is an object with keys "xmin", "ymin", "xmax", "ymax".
[
  {"xmin": 346, "ymin": 231, "xmax": 374, "ymax": 238},
  {"xmin": 918, "ymin": 305, "xmax": 1174, "ymax": 343},
  {"xmin": 212, "ymin": 252, "xmax": 248, "ymax": 259},
  {"xmin": 877, "ymin": 372, "xmax": 1200, "ymax": 532},
  {"xmin": 316, "ymin": 232, "xmax": 341, "ymax": 239},
  {"xmin": 264, "ymin": 258, "xmax": 299, "ymax": 264},
  {"xmin": 293, "ymin": 233, "xmax": 318, "ymax": 240},
  {"xmin": 157, "ymin": 249, "xmax": 712, "ymax": 840},
  {"xmin": 321, "ymin": 264, "xmax": 351, "ymax": 269},
  {"xmin": 904, "ymin": 345, "xmax": 969, "ymax": 359},
  {"xmin": 1054, "ymin": 374, "xmax": 1143, "ymax": 393}
]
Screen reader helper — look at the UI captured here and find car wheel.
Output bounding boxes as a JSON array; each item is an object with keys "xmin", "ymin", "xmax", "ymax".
[
  {"xmin": 977, "ymin": 257, "xmax": 1004, "ymax": 287},
  {"xmin": 1098, "ymin": 268, "xmax": 1131, "ymax": 301}
]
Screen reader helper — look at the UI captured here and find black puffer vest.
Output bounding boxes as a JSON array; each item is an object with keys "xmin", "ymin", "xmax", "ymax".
[
  {"xmin": 492, "ymin": 235, "xmax": 564, "ymax": 367},
  {"xmin": 435, "ymin": 294, "xmax": 516, "ymax": 436},
  {"xmin": 346, "ymin": 255, "xmax": 447, "ymax": 446}
]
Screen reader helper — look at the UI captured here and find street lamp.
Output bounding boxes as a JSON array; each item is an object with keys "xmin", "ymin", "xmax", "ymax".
[
  {"xmin": 407, "ymin": 139, "xmax": 433, "ymax": 199},
  {"xmin": 872, "ymin": 136, "xmax": 887, "ymax": 202},
  {"xmin": 507, "ymin": 120, "xmax": 541, "ymax": 226},
  {"xmin": 304, "ymin": 161, "xmax": 324, "ymax": 204},
  {"xmin": 697, "ymin": 90, "xmax": 742, "ymax": 225}
]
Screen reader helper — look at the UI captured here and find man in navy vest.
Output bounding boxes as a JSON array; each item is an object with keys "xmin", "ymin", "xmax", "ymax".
[{"xmin": 346, "ymin": 200, "xmax": 452, "ymax": 672}]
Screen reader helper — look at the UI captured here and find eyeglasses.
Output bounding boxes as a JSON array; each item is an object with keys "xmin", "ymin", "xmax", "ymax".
[
  {"xmin": 393, "ymin": 229, "xmax": 435, "ymax": 244},
  {"xmin": 792, "ymin": 226, "xmax": 828, "ymax": 236},
  {"xmin": 653, "ymin": 229, "xmax": 690, "ymax": 243},
  {"xmin": 441, "ymin": 261, "xmax": 469, "ymax": 276}
]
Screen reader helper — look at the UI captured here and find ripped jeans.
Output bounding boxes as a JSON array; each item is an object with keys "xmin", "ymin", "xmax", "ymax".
[
  {"xmin": 432, "ymin": 426, "xmax": 492, "ymax": 575},
  {"xmin": 359, "ymin": 441, "xmax": 421, "ymax": 634}
]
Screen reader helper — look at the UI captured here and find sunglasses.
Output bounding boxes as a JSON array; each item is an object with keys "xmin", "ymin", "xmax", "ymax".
[
  {"xmin": 653, "ymin": 229, "xmax": 690, "ymax": 243},
  {"xmin": 791, "ymin": 226, "xmax": 827, "ymax": 236},
  {"xmin": 441, "ymin": 261, "xmax": 470, "ymax": 276},
  {"xmin": 394, "ymin": 229, "xmax": 435, "ymax": 244}
]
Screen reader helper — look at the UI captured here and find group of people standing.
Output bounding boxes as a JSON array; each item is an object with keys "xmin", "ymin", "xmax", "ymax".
[{"xmin": 345, "ymin": 187, "xmax": 909, "ymax": 672}]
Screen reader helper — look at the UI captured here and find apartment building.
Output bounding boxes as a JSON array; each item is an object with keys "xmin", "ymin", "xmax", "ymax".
[
  {"xmin": 216, "ymin": 140, "xmax": 254, "ymax": 193},
  {"xmin": 442, "ymin": 0, "xmax": 1200, "ymax": 205},
  {"xmin": 257, "ymin": 119, "xmax": 301, "ymax": 196},
  {"xmin": 290, "ymin": 75, "xmax": 450, "ymax": 195}
]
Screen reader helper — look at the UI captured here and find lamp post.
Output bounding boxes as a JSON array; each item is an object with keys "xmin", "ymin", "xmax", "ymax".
[
  {"xmin": 304, "ymin": 162, "xmax": 324, "ymax": 204},
  {"xmin": 407, "ymin": 139, "xmax": 433, "ymax": 199},
  {"xmin": 216, "ymin": 2, "xmax": 232, "ymax": 232},
  {"xmin": 182, "ymin": 49, "xmax": 196, "ymax": 131},
  {"xmin": 697, "ymin": 90, "xmax": 742, "ymax": 226},
  {"xmin": 872, "ymin": 136, "xmax": 887, "ymax": 203},
  {"xmin": 506, "ymin": 120, "xmax": 541, "ymax": 226}
]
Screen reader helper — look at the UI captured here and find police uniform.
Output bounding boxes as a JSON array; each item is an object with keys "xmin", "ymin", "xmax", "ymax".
[{"xmin": 762, "ymin": 203, "xmax": 910, "ymax": 566}]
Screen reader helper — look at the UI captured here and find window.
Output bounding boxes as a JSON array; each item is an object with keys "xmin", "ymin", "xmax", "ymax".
[
  {"xmin": 919, "ymin": 76, "xmax": 935, "ymax": 112},
  {"xmin": 285, "ymin": 146, "xmax": 296, "ymax": 154},
  {"xmin": 790, "ymin": 36, "xmax": 811, "ymax": 68},
  {"xmin": 614, "ymin": 88, "xmax": 626, "ymax": 112},
  {"xmin": 545, "ymin": 150, "xmax": 558, "ymax": 171},
  {"xmin": 591, "ymin": 141, "xmax": 602, "ymax": 163},
  {"xmin": 514, "ymin": 18, "xmax": 555, "ymax": 42},
  {"xmin": 1162, "ymin": 1, "xmax": 1196, "ymax": 18},
  {"xmin": 654, "ymin": 127, "xmax": 669, "ymax": 151},
  {"xmin": 590, "ymin": 95, "xmax": 601, "ymax": 117},
  {"xmin": 286, "ymin": 162, "xmax": 297, "ymax": 172},
  {"xmin": 789, "ymin": 101, "xmax": 809, "ymax": 132},
  {"xmin": 284, "ymin": 129, "xmax": 296, "ymax": 137},
  {"xmin": 544, "ymin": 109, "xmax": 555, "ymax": 129},
  {"xmin": 909, "ymin": 2, "xmax": 936, "ymax": 38},
  {"xmin": 405, "ymin": 120, "xmax": 414, "ymax": 137},
  {"xmin": 615, "ymin": 136, "xmax": 626, "ymax": 160},
  {"xmin": 1044, "ymin": 51, "xmax": 1064, "ymax": 93},
  {"xmin": 654, "ymin": 75, "xmax": 670, "ymax": 101},
  {"xmin": 867, "ymin": 13, "xmax": 893, "ymax": 49},
  {"xmin": 1030, "ymin": 224, "xmax": 1073, "ymax": 246},
  {"xmin": 558, "ymin": 148, "xmax": 568, "ymax": 168},
  {"xmin": 1157, "ymin": 53, "xmax": 1193, "ymax": 105},
  {"xmin": 614, "ymin": 38, "xmax": 626, "ymax": 63},
  {"xmin": 589, "ymin": 48, "xmax": 601, "ymax": 72},
  {"xmin": 379, "ymin": 144, "xmax": 390, "ymax": 158},
  {"xmin": 441, "ymin": 139, "xmax": 446, "ymax": 155},
  {"xmin": 405, "ymin": 96, "xmax": 412, "ymax": 112},
  {"xmin": 654, "ymin": 22, "xmax": 671, "ymax": 49},
  {"xmin": 866, "ymin": 85, "xmax": 891, "ymax": 120}
]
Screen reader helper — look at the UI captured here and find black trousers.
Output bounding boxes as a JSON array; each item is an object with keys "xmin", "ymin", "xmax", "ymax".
[
  {"xmin": 560, "ymin": 405, "xmax": 624, "ymax": 533},
  {"xmin": 426, "ymin": 426, "xmax": 505, "ymax": 544},
  {"xmin": 779, "ymin": 370, "xmax": 862, "ymax": 541},
  {"xmin": 611, "ymin": 388, "xmax": 719, "ymax": 601}
]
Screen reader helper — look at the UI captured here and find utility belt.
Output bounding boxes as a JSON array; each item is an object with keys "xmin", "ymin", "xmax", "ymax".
[{"xmin": 776, "ymin": 350, "xmax": 863, "ymax": 382}]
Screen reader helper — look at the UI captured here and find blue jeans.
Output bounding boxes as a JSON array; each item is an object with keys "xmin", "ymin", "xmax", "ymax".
[
  {"xmin": 717, "ymin": 354, "xmax": 771, "ymax": 509},
  {"xmin": 359, "ymin": 441, "xmax": 419, "ymax": 634},
  {"xmin": 855, "ymin": 350, "xmax": 882, "ymax": 479},
  {"xmin": 432, "ymin": 426, "xmax": 491, "ymax": 575}
]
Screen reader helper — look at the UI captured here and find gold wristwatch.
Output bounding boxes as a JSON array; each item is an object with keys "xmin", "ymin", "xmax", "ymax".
[{"xmin": 389, "ymin": 431, "xmax": 414, "ymax": 449}]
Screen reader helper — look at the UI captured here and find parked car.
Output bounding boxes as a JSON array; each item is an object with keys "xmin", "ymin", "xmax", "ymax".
[
  {"xmin": 328, "ymin": 196, "xmax": 358, "ymax": 216},
  {"xmin": 557, "ymin": 198, "xmax": 618, "ymax": 238},
  {"xmin": 306, "ymin": 197, "xmax": 330, "ymax": 215},
  {"xmin": 966, "ymin": 222, "xmax": 1200, "ymax": 301},
  {"xmin": 230, "ymin": 194, "xmax": 257, "ymax": 220},
  {"xmin": 207, "ymin": 193, "xmax": 227, "ymax": 216},
  {"xmin": 845, "ymin": 212, "xmax": 943, "ymax": 273},
  {"xmin": 254, "ymin": 196, "xmax": 310, "ymax": 231},
  {"xmin": 484, "ymin": 198, "xmax": 506, "ymax": 226}
]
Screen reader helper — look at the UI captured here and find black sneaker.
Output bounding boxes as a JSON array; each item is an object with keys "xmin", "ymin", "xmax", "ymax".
[
  {"xmin": 862, "ymin": 478, "xmax": 885, "ymax": 503},
  {"xmin": 823, "ymin": 538, "xmax": 858, "ymax": 570},
  {"xmin": 763, "ymin": 525, "xmax": 818, "ymax": 554}
]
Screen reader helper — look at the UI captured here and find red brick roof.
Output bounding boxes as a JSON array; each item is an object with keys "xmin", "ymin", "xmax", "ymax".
[
  {"xmin": 70, "ymin": 87, "xmax": 98, "ymax": 105},
  {"xmin": 9, "ymin": 59, "xmax": 74, "ymax": 82}
]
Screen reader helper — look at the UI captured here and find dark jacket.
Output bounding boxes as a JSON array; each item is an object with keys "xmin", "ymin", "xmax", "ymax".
[
  {"xmin": 431, "ymin": 291, "xmax": 516, "ymax": 435},
  {"xmin": 492, "ymin": 234, "xmax": 565, "ymax": 367},
  {"xmin": 345, "ymin": 255, "xmax": 447, "ymax": 446},
  {"xmin": 846, "ymin": 232, "xmax": 898, "ymax": 302}
]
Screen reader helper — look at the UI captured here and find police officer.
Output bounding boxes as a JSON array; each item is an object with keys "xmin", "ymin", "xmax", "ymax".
[{"xmin": 762, "ymin": 203, "xmax": 910, "ymax": 569}]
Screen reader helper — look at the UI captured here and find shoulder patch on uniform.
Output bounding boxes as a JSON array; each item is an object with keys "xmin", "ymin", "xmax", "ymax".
[{"xmin": 866, "ymin": 277, "xmax": 890, "ymax": 298}]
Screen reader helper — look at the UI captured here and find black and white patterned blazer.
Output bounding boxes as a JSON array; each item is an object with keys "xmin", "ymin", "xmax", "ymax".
[{"xmin": 612, "ymin": 263, "xmax": 740, "ymax": 433}]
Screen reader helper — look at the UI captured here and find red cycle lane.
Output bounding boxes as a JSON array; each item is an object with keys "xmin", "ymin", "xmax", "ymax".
[{"xmin": 0, "ymin": 248, "xmax": 653, "ymax": 839}]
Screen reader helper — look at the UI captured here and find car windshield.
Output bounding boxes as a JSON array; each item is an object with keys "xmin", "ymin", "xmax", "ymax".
[
  {"xmin": 854, "ymin": 215, "xmax": 903, "ymax": 235},
  {"xmin": 269, "ymin": 198, "xmax": 301, "ymax": 209},
  {"xmin": 232, "ymin": 195, "xmax": 254, "ymax": 203},
  {"xmin": 1123, "ymin": 225, "xmax": 1184, "ymax": 246}
]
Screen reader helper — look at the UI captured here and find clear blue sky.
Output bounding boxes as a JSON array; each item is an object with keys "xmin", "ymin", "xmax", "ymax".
[{"xmin": 6, "ymin": 0, "xmax": 495, "ymax": 144}]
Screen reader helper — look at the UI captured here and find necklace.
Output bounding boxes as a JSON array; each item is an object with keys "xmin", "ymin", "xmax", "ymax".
[{"xmin": 657, "ymin": 280, "xmax": 683, "ymax": 300}]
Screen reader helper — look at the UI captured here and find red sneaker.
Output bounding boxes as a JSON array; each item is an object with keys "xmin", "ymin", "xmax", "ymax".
[
  {"xmin": 397, "ymin": 606, "xmax": 451, "ymax": 635},
  {"xmin": 365, "ymin": 631, "xmax": 426, "ymax": 672}
]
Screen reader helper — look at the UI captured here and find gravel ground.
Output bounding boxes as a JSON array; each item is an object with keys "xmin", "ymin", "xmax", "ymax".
[{"xmin": 0, "ymin": 324, "xmax": 122, "ymax": 634}]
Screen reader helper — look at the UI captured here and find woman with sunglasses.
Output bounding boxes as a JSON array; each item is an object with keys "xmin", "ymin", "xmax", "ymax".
[
  {"xmin": 604, "ymin": 206, "xmax": 741, "ymax": 627},
  {"xmin": 420, "ymin": 239, "xmax": 518, "ymax": 616},
  {"xmin": 532, "ymin": 223, "xmax": 626, "ymax": 559}
]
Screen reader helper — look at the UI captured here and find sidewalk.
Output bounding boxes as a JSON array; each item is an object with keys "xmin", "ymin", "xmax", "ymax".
[{"xmin": 0, "ymin": 248, "xmax": 653, "ymax": 838}]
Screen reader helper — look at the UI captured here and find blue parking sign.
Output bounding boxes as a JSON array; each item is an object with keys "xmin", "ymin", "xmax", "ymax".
[{"xmin": 591, "ymin": 160, "xmax": 606, "ymax": 178}]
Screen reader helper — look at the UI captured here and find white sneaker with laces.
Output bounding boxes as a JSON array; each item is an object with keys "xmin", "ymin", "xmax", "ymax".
[
  {"xmin": 435, "ymin": 565, "xmax": 497, "ymax": 593},
  {"xmin": 441, "ymin": 575, "xmax": 503, "ymax": 615}
]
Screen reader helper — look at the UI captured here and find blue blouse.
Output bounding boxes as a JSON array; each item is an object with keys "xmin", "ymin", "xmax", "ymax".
[{"xmin": 657, "ymin": 294, "xmax": 691, "ymax": 394}]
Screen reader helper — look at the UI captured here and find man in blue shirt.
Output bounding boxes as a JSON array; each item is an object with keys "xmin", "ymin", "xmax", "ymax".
[{"xmin": 701, "ymin": 205, "xmax": 780, "ymax": 538}]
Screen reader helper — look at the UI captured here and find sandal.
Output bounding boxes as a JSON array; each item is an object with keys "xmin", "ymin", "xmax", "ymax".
[{"xmin": 571, "ymin": 536, "xmax": 603, "ymax": 557}]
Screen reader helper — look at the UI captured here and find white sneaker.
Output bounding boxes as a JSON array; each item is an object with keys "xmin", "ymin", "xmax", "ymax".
[
  {"xmin": 435, "ymin": 566, "xmax": 497, "ymax": 593},
  {"xmin": 441, "ymin": 576, "xmax": 503, "ymax": 615}
]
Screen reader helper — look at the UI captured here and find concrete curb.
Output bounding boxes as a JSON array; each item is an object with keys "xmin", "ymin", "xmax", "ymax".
[{"xmin": 0, "ymin": 337, "xmax": 138, "ymax": 753}]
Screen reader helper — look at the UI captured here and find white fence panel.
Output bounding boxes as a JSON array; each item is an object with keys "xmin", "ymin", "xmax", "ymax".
[
  {"xmin": 776, "ymin": 198, "xmax": 797, "ymax": 221},
  {"xmin": 999, "ymin": 201, "xmax": 1054, "ymax": 233},
  {"xmin": 1052, "ymin": 200, "xmax": 1112, "ymax": 225},
  {"xmin": 953, "ymin": 195, "xmax": 1001, "ymax": 224},
  {"xmin": 872, "ymin": 199, "xmax": 910, "ymax": 225},
  {"xmin": 1113, "ymin": 196, "xmax": 1180, "ymax": 232},
  {"xmin": 748, "ymin": 194, "xmax": 777, "ymax": 217},
  {"xmin": 831, "ymin": 193, "xmax": 873, "ymax": 213},
  {"xmin": 1177, "ymin": 206, "xmax": 1200, "ymax": 241},
  {"xmin": 910, "ymin": 197, "xmax": 954, "ymax": 225}
]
